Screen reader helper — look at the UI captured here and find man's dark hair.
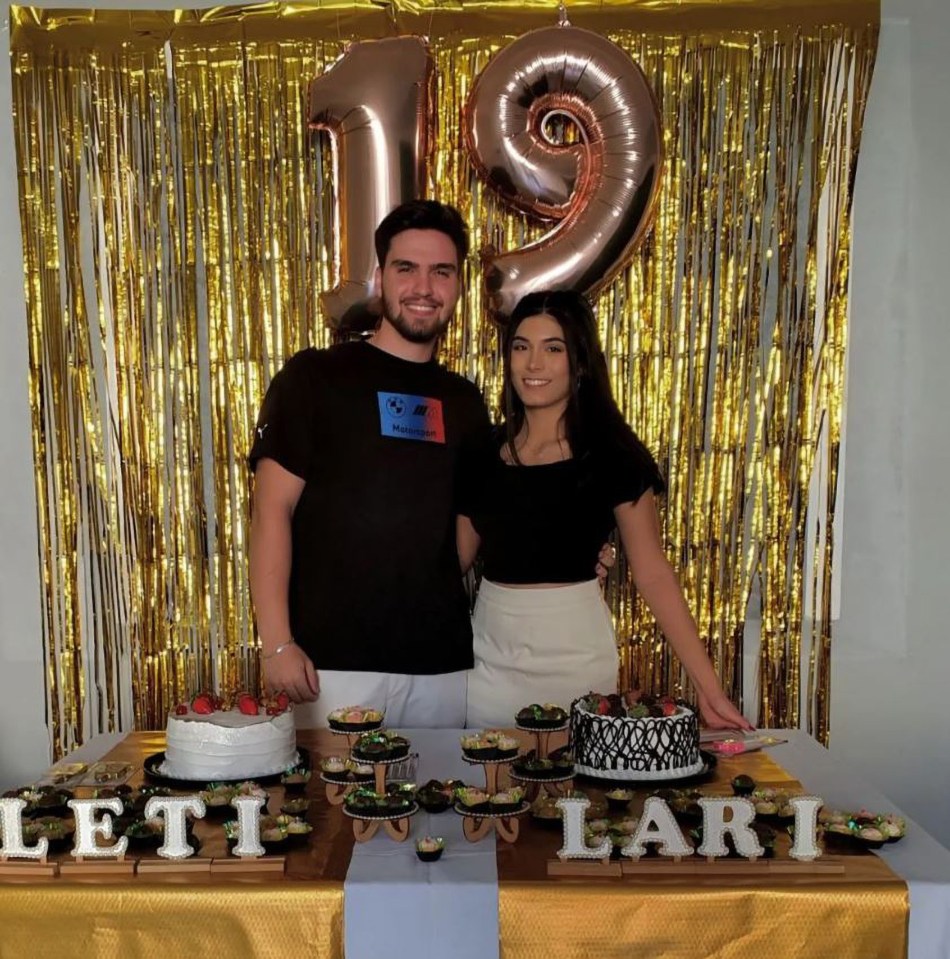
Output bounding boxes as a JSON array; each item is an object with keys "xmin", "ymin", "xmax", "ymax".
[{"xmin": 374, "ymin": 200, "xmax": 469, "ymax": 269}]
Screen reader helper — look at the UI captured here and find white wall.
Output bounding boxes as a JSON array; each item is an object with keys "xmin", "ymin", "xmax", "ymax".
[
  {"xmin": 0, "ymin": 8, "xmax": 50, "ymax": 784},
  {"xmin": 830, "ymin": 0, "xmax": 950, "ymax": 846},
  {"xmin": 2, "ymin": 1, "xmax": 948, "ymax": 846}
]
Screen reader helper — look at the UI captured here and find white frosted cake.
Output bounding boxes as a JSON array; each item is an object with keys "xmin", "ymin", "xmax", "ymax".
[
  {"xmin": 570, "ymin": 693, "xmax": 703, "ymax": 781},
  {"xmin": 161, "ymin": 693, "xmax": 298, "ymax": 781}
]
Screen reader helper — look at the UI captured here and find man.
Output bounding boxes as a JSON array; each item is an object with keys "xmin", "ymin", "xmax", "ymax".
[{"xmin": 249, "ymin": 200, "xmax": 491, "ymax": 728}]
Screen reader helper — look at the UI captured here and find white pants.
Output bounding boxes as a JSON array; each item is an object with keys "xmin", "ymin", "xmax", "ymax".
[
  {"xmin": 294, "ymin": 669, "xmax": 468, "ymax": 729},
  {"xmin": 465, "ymin": 578, "xmax": 620, "ymax": 729}
]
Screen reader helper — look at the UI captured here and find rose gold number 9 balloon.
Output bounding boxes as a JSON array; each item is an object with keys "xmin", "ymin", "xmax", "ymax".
[{"xmin": 464, "ymin": 26, "xmax": 662, "ymax": 319}]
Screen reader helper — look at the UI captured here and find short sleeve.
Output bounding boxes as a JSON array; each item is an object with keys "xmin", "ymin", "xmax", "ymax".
[
  {"xmin": 598, "ymin": 439, "xmax": 667, "ymax": 508},
  {"xmin": 248, "ymin": 349, "xmax": 320, "ymax": 480}
]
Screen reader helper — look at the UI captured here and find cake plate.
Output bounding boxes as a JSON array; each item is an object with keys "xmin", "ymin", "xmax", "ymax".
[
  {"xmin": 142, "ymin": 747, "xmax": 311, "ymax": 790},
  {"xmin": 454, "ymin": 800, "xmax": 531, "ymax": 843},
  {"xmin": 571, "ymin": 750, "xmax": 718, "ymax": 789},
  {"xmin": 342, "ymin": 801, "xmax": 419, "ymax": 842}
]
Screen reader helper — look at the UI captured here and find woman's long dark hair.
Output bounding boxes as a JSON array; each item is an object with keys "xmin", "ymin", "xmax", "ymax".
[{"xmin": 502, "ymin": 290, "xmax": 661, "ymax": 478}]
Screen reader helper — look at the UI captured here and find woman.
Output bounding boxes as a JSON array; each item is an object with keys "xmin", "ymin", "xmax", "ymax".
[{"xmin": 458, "ymin": 290, "xmax": 751, "ymax": 731}]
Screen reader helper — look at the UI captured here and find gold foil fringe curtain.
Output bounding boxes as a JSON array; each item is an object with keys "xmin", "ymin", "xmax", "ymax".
[{"xmin": 10, "ymin": 1, "xmax": 878, "ymax": 757}]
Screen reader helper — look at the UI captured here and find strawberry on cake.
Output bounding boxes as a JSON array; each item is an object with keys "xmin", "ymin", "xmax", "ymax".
[{"xmin": 161, "ymin": 691, "xmax": 298, "ymax": 781}]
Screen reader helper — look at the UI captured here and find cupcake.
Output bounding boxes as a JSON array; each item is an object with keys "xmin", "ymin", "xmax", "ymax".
[
  {"xmin": 416, "ymin": 836, "xmax": 445, "ymax": 862},
  {"xmin": 460, "ymin": 734, "xmax": 498, "ymax": 761},
  {"xmin": 455, "ymin": 786, "xmax": 490, "ymax": 812},
  {"xmin": 234, "ymin": 781, "xmax": 268, "ymax": 799},
  {"xmin": 280, "ymin": 797, "xmax": 311, "ymax": 816},
  {"xmin": 320, "ymin": 756, "xmax": 349, "ymax": 782},
  {"xmin": 879, "ymin": 815, "xmax": 906, "ymax": 840},
  {"xmin": 858, "ymin": 825, "xmax": 885, "ymax": 843},
  {"xmin": 276, "ymin": 814, "xmax": 313, "ymax": 842},
  {"xmin": 515, "ymin": 703, "xmax": 568, "ymax": 730},
  {"xmin": 352, "ymin": 731, "xmax": 410, "ymax": 762},
  {"xmin": 731, "ymin": 774, "xmax": 756, "ymax": 797},
  {"xmin": 199, "ymin": 783, "xmax": 237, "ymax": 814},
  {"xmin": 281, "ymin": 765, "xmax": 312, "ymax": 791},
  {"xmin": 488, "ymin": 788, "xmax": 525, "ymax": 815},
  {"xmin": 327, "ymin": 705, "xmax": 385, "ymax": 733},
  {"xmin": 605, "ymin": 788, "xmax": 634, "ymax": 812},
  {"xmin": 344, "ymin": 789, "xmax": 382, "ymax": 814},
  {"xmin": 416, "ymin": 780, "xmax": 453, "ymax": 814},
  {"xmin": 254, "ymin": 815, "xmax": 287, "ymax": 846},
  {"xmin": 823, "ymin": 822, "xmax": 855, "ymax": 836},
  {"xmin": 123, "ymin": 817, "xmax": 166, "ymax": 848},
  {"xmin": 25, "ymin": 787, "xmax": 73, "ymax": 818},
  {"xmin": 23, "ymin": 816, "xmax": 75, "ymax": 851},
  {"xmin": 349, "ymin": 761, "xmax": 376, "ymax": 782},
  {"xmin": 460, "ymin": 730, "xmax": 519, "ymax": 761}
]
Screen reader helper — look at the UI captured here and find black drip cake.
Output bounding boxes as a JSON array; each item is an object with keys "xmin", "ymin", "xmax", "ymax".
[{"xmin": 570, "ymin": 693, "xmax": 703, "ymax": 781}]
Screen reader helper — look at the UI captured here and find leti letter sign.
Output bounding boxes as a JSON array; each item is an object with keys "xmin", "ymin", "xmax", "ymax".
[{"xmin": 0, "ymin": 795, "xmax": 270, "ymax": 861}]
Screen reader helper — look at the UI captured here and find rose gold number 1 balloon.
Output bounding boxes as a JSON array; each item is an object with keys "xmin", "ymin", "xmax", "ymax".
[
  {"xmin": 310, "ymin": 38, "xmax": 432, "ymax": 329},
  {"xmin": 464, "ymin": 26, "xmax": 663, "ymax": 319}
]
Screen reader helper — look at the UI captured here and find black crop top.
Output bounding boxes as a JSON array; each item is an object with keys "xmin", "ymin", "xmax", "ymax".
[{"xmin": 470, "ymin": 438, "xmax": 666, "ymax": 584}]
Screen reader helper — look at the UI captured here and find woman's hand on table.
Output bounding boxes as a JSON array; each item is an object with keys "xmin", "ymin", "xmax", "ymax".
[
  {"xmin": 697, "ymin": 689, "xmax": 755, "ymax": 732},
  {"xmin": 263, "ymin": 643, "xmax": 319, "ymax": 703}
]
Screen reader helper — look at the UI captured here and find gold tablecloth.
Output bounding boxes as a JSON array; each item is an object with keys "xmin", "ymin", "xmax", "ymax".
[
  {"xmin": 497, "ymin": 743, "xmax": 908, "ymax": 959},
  {"xmin": 0, "ymin": 731, "xmax": 908, "ymax": 959}
]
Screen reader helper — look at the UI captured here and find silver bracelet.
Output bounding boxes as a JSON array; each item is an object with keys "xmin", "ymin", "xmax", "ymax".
[{"xmin": 262, "ymin": 638, "xmax": 296, "ymax": 660}]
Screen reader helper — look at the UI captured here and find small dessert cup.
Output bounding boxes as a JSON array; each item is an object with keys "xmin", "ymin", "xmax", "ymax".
[
  {"xmin": 605, "ymin": 788, "xmax": 635, "ymax": 812},
  {"xmin": 415, "ymin": 836, "xmax": 445, "ymax": 862},
  {"xmin": 280, "ymin": 796, "xmax": 311, "ymax": 817},
  {"xmin": 281, "ymin": 767, "xmax": 312, "ymax": 792},
  {"xmin": 731, "ymin": 774, "xmax": 756, "ymax": 797}
]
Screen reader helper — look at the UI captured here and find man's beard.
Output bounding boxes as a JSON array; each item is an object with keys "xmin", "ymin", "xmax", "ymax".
[{"xmin": 382, "ymin": 293, "xmax": 451, "ymax": 344}]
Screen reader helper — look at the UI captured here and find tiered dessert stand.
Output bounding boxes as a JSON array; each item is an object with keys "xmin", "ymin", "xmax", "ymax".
[
  {"xmin": 507, "ymin": 719, "xmax": 575, "ymax": 803},
  {"xmin": 456, "ymin": 751, "xmax": 530, "ymax": 844},
  {"xmin": 321, "ymin": 718, "xmax": 384, "ymax": 805},
  {"xmin": 340, "ymin": 751, "xmax": 419, "ymax": 842},
  {"xmin": 334, "ymin": 727, "xmax": 417, "ymax": 843}
]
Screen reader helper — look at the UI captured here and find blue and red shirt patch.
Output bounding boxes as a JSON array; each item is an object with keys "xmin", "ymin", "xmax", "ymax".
[{"xmin": 377, "ymin": 392, "xmax": 446, "ymax": 444}]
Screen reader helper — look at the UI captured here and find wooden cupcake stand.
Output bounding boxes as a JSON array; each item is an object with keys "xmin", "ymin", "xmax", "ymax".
[
  {"xmin": 507, "ymin": 722, "xmax": 575, "ymax": 803},
  {"xmin": 324, "ymin": 728, "xmax": 417, "ymax": 843},
  {"xmin": 457, "ymin": 754, "xmax": 530, "ymax": 843}
]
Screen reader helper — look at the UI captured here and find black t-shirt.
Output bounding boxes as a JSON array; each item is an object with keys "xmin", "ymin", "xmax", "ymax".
[
  {"xmin": 471, "ymin": 435, "xmax": 665, "ymax": 584},
  {"xmin": 249, "ymin": 340, "xmax": 492, "ymax": 674}
]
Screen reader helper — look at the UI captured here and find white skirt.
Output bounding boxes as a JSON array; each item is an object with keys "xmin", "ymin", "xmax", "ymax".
[{"xmin": 465, "ymin": 578, "xmax": 619, "ymax": 729}]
